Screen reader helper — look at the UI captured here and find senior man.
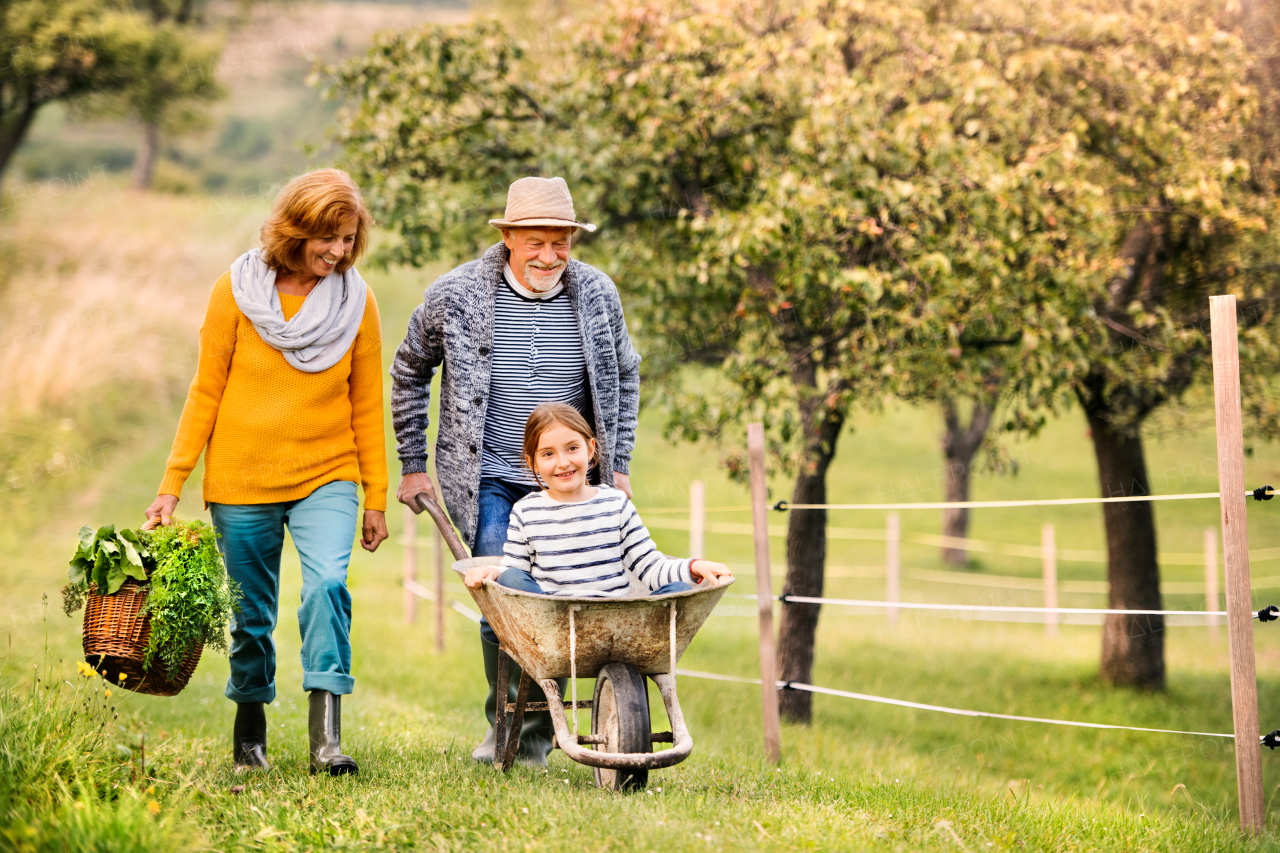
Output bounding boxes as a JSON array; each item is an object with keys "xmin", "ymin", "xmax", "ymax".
[{"xmin": 390, "ymin": 176, "xmax": 641, "ymax": 765}]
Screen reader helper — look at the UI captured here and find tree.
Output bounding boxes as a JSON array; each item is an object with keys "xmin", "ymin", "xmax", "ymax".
[
  {"xmin": 984, "ymin": 2, "xmax": 1273, "ymax": 688},
  {"xmin": 939, "ymin": 393, "xmax": 996, "ymax": 568},
  {"xmin": 109, "ymin": 0, "xmax": 225, "ymax": 190},
  {"xmin": 117, "ymin": 20, "xmax": 223, "ymax": 190},
  {"xmin": 0, "ymin": 0, "xmax": 154, "ymax": 183},
  {"xmin": 331, "ymin": 0, "xmax": 1278, "ymax": 715},
  {"xmin": 330, "ymin": 2, "xmax": 1092, "ymax": 725}
]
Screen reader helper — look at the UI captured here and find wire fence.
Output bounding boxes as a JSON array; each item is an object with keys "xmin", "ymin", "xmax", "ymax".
[{"xmin": 671, "ymin": 670, "xmax": 1246, "ymax": 740}]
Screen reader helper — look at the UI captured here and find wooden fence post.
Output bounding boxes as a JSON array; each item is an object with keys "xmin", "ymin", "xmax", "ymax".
[
  {"xmin": 1205, "ymin": 526, "xmax": 1220, "ymax": 641},
  {"xmin": 1042, "ymin": 523, "xmax": 1057, "ymax": 637},
  {"xmin": 434, "ymin": 525, "xmax": 445, "ymax": 652},
  {"xmin": 747, "ymin": 423, "xmax": 782, "ymax": 764},
  {"xmin": 403, "ymin": 506, "xmax": 417, "ymax": 625},
  {"xmin": 1210, "ymin": 294, "xmax": 1265, "ymax": 835},
  {"xmin": 690, "ymin": 479, "xmax": 705, "ymax": 560},
  {"xmin": 886, "ymin": 513, "xmax": 900, "ymax": 626}
]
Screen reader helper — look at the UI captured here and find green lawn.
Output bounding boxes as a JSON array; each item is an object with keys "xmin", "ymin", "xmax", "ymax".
[{"xmin": 6, "ymin": 186, "xmax": 1280, "ymax": 850}]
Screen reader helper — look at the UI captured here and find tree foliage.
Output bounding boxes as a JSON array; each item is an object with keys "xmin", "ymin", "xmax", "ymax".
[
  {"xmin": 0, "ymin": 0, "xmax": 154, "ymax": 179},
  {"xmin": 331, "ymin": 0, "xmax": 1280, "ymax": 710}
]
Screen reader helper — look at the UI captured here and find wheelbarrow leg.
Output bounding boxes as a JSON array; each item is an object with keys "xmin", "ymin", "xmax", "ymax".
[
  {"xmin": 500, "ymin": 671, "xmax": 533, "ymax": 771},
  {"xmin": 493, "ymin": 647, "xmax": 510, "ymax": 771}
]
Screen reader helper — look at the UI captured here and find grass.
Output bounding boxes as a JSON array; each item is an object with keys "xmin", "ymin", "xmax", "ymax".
[{"xmin": 7, "ymin": 185, "xmax": 1280, "ymax": 850}]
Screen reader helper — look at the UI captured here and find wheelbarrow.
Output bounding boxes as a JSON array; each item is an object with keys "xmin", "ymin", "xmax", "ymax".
[{"xmin": 413, "ymin": 493, "xmax": 732, "ymax": 790}]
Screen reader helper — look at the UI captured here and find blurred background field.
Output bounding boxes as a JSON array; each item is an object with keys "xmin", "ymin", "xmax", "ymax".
[{"xmin": 5, "ymin": 1, "xmax": 1280, "ymax": 851}]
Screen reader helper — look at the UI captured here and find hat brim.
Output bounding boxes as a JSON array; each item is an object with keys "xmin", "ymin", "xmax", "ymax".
[{"xmin": 489, "ymin": 218, "xmax": 597, "ymax": 233}]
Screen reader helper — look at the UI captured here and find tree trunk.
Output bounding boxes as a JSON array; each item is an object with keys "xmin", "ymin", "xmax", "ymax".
[
  {"xmin": 131, "ymin": 120, "xmax": 160, "ymax": 191},
  {"xmin": 940, "ymin": 397, "xmax": 994, "ymax": 567},
  {"xmin": 776, "ymin": 403, "xmax": 845, "ymax": 724},
  {"xmin": 0, "ymin": 97, "xmax": 41, "ymax": 190},
  {"xmin": 1086, "ymin": 409, "xmax": 1165, "ymax": 689}
]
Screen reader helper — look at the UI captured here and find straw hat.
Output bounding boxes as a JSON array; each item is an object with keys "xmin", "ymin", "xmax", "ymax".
[{"xmin": 488, "ymin": 176, "xmax": 597, "ymax": 232}]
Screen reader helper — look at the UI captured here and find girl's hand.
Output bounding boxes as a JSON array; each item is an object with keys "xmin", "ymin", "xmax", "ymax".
[
  {"xmin": 465, "ymin": 564, "xmax": 502, "ymax": 589},
  {"xmin": 361, "ymin": 510, "xmax": 388, "ymax": 552},
  {"xmin": 145, "ymin": 494, "xmax": 179, "ymax": 527},
  {"xmin": 690, "ymin": 560, "xmax": 733, "ymax": 586}
]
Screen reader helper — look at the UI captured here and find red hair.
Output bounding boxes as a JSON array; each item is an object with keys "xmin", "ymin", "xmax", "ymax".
[{"xmin": 259, "ymin": 169, "xmax": 374, "ymax": 275}]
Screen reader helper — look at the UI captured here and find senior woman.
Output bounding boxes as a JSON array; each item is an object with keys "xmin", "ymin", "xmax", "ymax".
[{"xmin": 144, "ymin": 168, "xmax": 388, "ymax": 776}]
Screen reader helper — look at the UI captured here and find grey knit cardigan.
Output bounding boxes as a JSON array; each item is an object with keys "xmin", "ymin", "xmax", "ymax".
[{"xmin": 389, "ymin": 241, "xmax": 642, "ymax": 548}]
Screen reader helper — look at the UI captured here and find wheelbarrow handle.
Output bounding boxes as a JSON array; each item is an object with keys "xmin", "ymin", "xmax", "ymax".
[{"xmin": 412, "ymin": 493, "xmax": 471, "ymax": 562}]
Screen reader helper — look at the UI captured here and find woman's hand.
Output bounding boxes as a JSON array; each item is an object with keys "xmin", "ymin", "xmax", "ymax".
[
  {"xmin": 690, "ymin": 560, "xmax": 733, "ymax": 586},
  {"xmin": 361, "ymin": 510, "xmax": 388, "ymax": 552},
  {"xmin": 145, "ymin": 494, "xmax": 179, "ymax": 527},
  {"xmin": 465, "ymin": 564, "xmax": 501, "ymax": 589}
]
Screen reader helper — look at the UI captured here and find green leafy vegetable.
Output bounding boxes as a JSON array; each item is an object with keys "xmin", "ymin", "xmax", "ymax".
[
  {"xmin": 141, "ymin": 520, "xmax": 239, "ymax": 678},
  {"xmin": 65, "ymin": 524, "xmax": 150, "ymax": 606}
]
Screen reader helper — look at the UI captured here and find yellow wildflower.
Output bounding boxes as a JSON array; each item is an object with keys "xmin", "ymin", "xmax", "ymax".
[{"xmin": 147, "ymin": 800, "xmax": 160, "ymax": 815}]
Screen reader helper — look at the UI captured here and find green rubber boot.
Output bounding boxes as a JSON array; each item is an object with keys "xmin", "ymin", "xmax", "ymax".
[{"xmin": 473, "ymin": 636, "xmax": 564, "ymax": 766}]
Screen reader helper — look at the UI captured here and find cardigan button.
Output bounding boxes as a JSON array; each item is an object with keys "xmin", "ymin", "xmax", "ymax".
[
  {"xmin": 479, "ymin": 347, "xmax": 489, "ymax": 355},
  {"xmin": 473, "ymin": 396, "xmax": 482, "ymax": 406},
  {"xmin": 469, "ymin": 444, "xmax": 477, "ymax": 454}
]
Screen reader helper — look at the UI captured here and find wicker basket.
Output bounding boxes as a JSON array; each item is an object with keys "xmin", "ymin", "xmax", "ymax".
[{"xmin": 82, "ymin": 578, "xmax": 203, "ymax": 697}]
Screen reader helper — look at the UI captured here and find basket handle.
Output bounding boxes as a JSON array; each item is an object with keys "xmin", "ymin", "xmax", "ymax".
[{"xmin": 140, "ymin": 517, "xmax": 162, "ymax": 532}]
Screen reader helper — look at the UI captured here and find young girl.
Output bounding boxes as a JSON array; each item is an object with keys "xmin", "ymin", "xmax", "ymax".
[{"xmin": 464, "ymin": 403, "xmax": 733, "ymax": 596}]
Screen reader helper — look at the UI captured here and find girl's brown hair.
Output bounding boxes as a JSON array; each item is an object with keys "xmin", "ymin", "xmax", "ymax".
[
  {"xmin": 522, "ymin": 403, "xmax": 600, "ymax": 485},
  {"xmin": 260, "ymin": 168, "xmax": 374, "ymax": 275}
]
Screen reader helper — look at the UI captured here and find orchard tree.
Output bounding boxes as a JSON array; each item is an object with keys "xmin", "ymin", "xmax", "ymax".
[
  {"xmin": 112, "ymin": 0, "xmax": 227, "ymax": 190},
  {"xmin": 0, "ymin": 0, "xmax": 153, "ymax": 182},
  {"xmin": 117, "ymin": 21, "xmax": 223, "ymax": 190},
  {"xmin": 332, "ymin": 0, "xmax": 1280, "ymax": 717},
  {"xmin": 978, "ymin": 1, "xmax": 1276, "ymax": 688},
  {"xmin": 330, "ymin": 2, "xmax": 1092, "ymax": 725}
]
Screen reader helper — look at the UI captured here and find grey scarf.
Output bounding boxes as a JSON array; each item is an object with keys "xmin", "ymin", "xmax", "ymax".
[{"xmin": 230, "ymin": 249, "xmax": 368, "ymax": 373}]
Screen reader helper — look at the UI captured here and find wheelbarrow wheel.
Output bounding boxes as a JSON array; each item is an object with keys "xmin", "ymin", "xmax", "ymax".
[{"xmin": 591, "ymin": 662, "xmax": 651, "ymax": 791}]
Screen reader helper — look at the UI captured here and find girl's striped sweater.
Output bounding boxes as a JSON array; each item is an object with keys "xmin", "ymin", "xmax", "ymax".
[{"xmin": 499, "ymin": 486, "xmax": 693, "ymax": 597}]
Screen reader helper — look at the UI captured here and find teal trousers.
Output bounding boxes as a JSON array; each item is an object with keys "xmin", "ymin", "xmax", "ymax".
[{"xmin": 210, "ymin": 480, "xmax": 359, "ymax": 703}]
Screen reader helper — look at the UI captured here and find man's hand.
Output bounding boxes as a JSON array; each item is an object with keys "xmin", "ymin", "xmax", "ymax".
[
  {"xmin": 613, "ymin": 471, "xmax": 632, "ymax": 499},
  {"xmin": 690, "ymin": 560, "xmax": 733, "ymax": 586},
  {"xmin": 465, "ymin": 564, "xmax": 501, "ymax": 589},
  {"xmin": 396, "ymin": 472, "xmax": 438, "ymax": 510},
  {"xmin": 361, "ymin": 510, "xmax": 388, "ymax": 552},
  {"xmin": 145, "ymin": 494, "xmax": 179, "ymax": 527}
]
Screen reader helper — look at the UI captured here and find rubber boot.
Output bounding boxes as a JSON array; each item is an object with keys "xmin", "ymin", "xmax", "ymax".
[
  {"xmin": 233, "ymin": 702, "xmax": 270, "ymax": 772},
  {"xmin": 473, "ymin": 637, "xmax": 564, "ymax": 766},
  {"xmin": 308, "ymin": 690, "xmax": 358, "ymax": 776}
]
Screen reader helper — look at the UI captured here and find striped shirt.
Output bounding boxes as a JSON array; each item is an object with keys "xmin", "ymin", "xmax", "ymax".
[
  {"xmin": 479, "ymin": 264, "xmax": 589, "ymax": 485},
  {"xmin": 500, "ymin": 486, "xmax": 694, "ymax": 597}
]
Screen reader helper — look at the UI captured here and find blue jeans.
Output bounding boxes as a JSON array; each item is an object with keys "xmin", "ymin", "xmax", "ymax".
[
  {"xmin": 497, "ymin": 568, "xmax": 694, "ymax": 598},
  {"xmin": 210, "ymin": 480, "xmax": 359, "ymax": 703},
  {"xmin": 475, "ymin": 477, "xmax": 538, "ymax": 644}
]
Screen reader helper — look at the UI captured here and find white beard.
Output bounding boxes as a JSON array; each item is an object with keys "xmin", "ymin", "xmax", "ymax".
[{"xmin": 524, "ymin": 261, "xmax": 566, "ymax": 292}]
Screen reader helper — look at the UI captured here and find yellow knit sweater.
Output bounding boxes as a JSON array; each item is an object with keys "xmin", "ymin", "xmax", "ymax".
[{"xmin": 159, "ymin": 272, "xmax": 387, "ymax": 512}]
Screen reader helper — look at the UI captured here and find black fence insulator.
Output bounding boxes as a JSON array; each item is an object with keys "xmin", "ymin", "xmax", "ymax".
[
  {"xmin": 772, "ymin": 501, "xmax": 789, "ymax": 512},
  {"xmin": 779, "ymin": 593, "xmax": 793, "ymax": 604},
  {"xmin": 781, "ymin": 681, "xmax": 797, "ymax": 691},
  {"xmin": 1252, "ymin": 486, "xmax": 1275, "ymax": 502},
  {"xmin": 1263, "ymin": 730, "xmax": 1280, "ymax": 750},
  {"xmin": 1259, "ymin": 606, "xmax": 1280, "ymax": 623}
]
